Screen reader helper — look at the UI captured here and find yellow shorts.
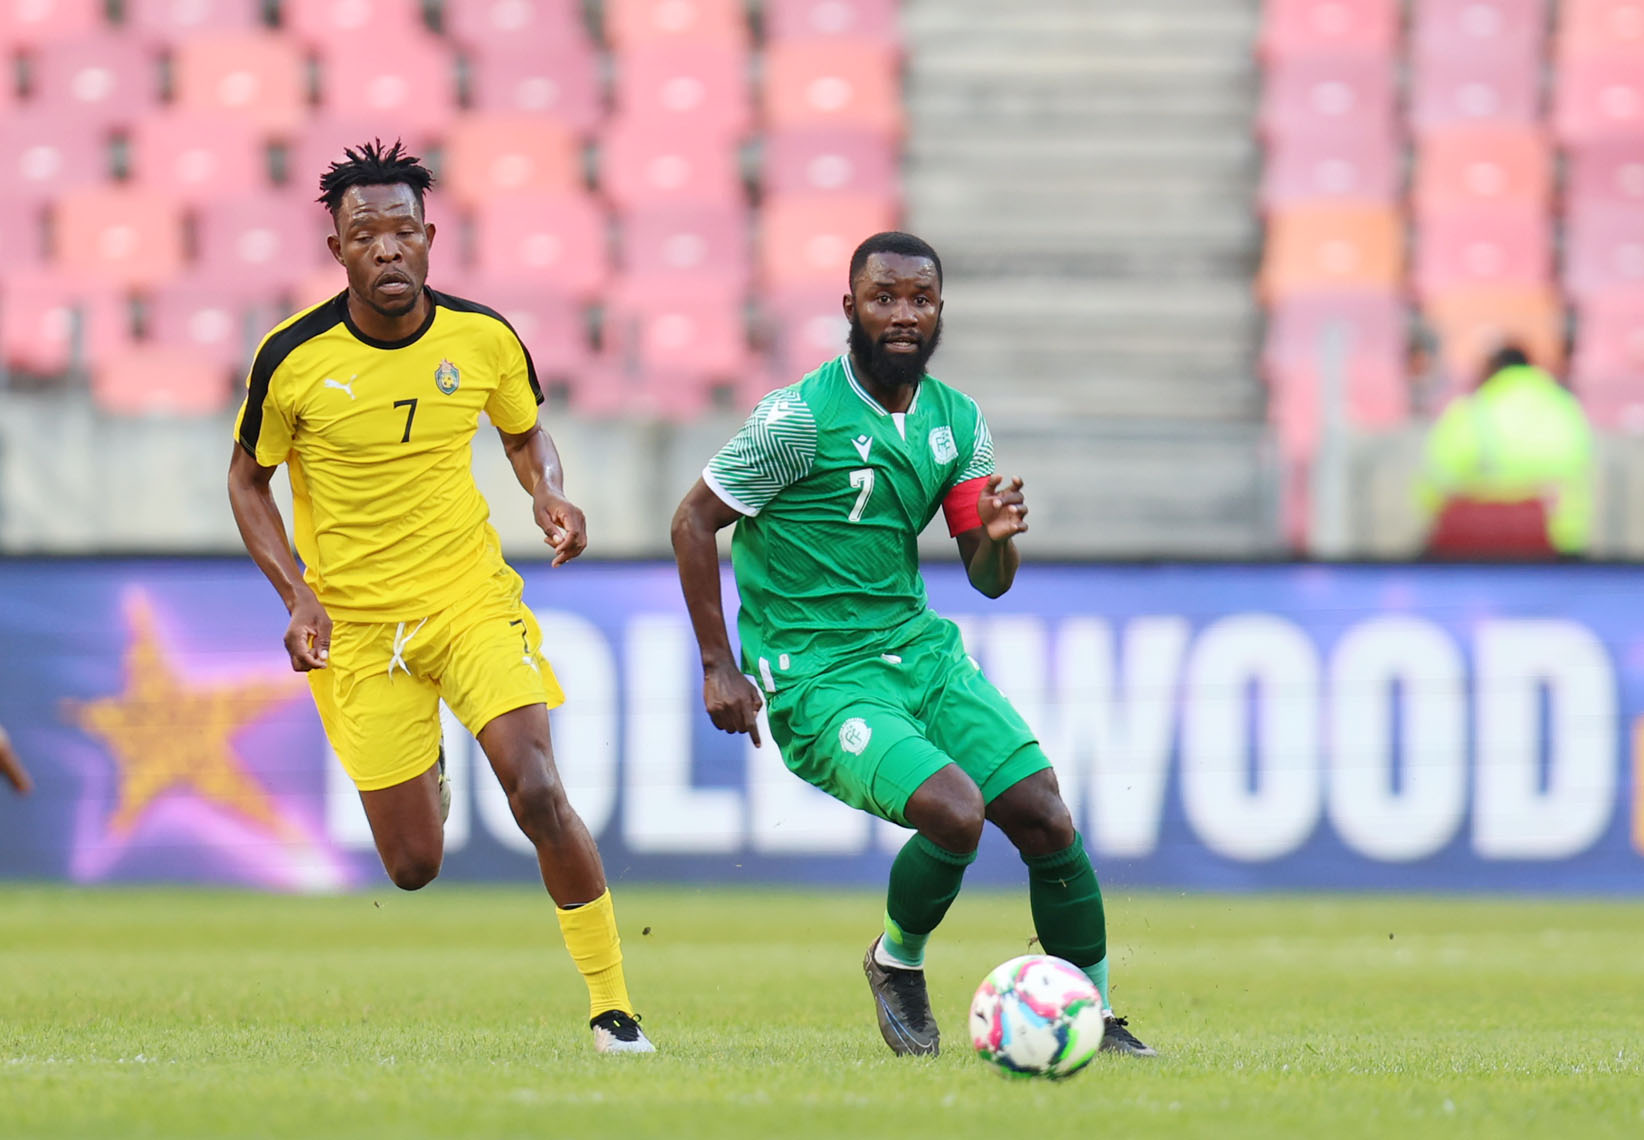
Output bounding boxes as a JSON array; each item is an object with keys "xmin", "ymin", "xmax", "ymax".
[{"xmin": 309, "ymin": 567, "xmax": 566, "ymax": 791}]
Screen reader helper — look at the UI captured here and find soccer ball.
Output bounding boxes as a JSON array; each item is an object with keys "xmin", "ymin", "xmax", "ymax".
[{"xmin": 968, "ymin": 954, "xmax": 1105, "ymax": 1079}]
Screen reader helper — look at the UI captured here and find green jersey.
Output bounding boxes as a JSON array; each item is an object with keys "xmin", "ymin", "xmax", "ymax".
[{"xmin": 704, "ymin": 354, "xmax": 996, "ymax": 688}]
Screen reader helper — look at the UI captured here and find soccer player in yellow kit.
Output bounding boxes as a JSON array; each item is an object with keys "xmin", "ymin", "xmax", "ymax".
[{"xmin": 227, "ymin": 140, "xmax": 652, "ymax": 1054}]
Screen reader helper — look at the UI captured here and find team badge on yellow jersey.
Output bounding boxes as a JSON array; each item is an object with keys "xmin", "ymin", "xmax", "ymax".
[{"xmin": 435, "ymin": 359, "xmax": 461, "ymax": 395}]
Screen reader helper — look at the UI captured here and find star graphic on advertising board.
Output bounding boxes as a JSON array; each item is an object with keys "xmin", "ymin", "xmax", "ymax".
[{"xmin": 64, "ymin": 593, "xmax": 306, "ymax": 838}]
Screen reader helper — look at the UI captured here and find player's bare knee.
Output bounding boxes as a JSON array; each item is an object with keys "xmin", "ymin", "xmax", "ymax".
[
  {"xmin": 386, "ymin": 850, "xmax": 441, "ymax": 891},
  {"xmin": 921, "ymin": 790, "xmax": 985, "ymax": 853},
  {"xmin": 509, "ymin": 777, "xmax": 573, "ymax": 845}
]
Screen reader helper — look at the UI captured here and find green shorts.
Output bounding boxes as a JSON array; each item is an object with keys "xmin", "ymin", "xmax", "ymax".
[{"xmin": 764, "ymin": 619, "xmax": 1049, "ymax": 826}]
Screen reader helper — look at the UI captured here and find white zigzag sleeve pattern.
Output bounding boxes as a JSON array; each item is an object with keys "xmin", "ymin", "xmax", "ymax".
[
  {"xmin": 703, "ymin": 392, "xmax": 819, "ymax": 516},
  {"xmin": 956, "ymin": 402, "xmax": 996, "ymax": 484}
]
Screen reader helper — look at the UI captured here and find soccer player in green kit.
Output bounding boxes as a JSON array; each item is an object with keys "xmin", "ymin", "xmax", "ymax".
[{"xmin": 670, "ymin": 232, "xmax": 1154, "ymax": 1058}]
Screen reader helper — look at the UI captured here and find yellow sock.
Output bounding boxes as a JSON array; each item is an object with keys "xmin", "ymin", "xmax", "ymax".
[{"xmin": 555, "ymin": 889, "xmax": 634, "ymax": 1021}]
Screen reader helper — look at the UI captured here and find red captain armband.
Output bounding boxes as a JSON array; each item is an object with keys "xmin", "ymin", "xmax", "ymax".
[{"xmin": 943, "ymin": 476, "xmax": 989, "ymax": 536}]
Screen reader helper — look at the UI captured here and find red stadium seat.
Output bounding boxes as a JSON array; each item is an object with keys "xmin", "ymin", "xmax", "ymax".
[
  {"xmin": 93, "ymin": 344, "xmax": 232, "ymax": 415},
  {"xmin": 1258, "ymin": 54, "xmax": 1396, "ymax": 140},
  {"xmin": 1558, "ymin": 0, "xmax": 1644, "ymax": 58},
  {"xmin": 1554, "ymin": 55, "xmax": 1644, "ymax": 143},
  {"xmin": 0, "ymin": 0, "xmax": 101, "ymax": 49},
  {"xmin": 282, "ymin": 0, "xmax": 428, "ymax": 46},
  {"xmin": 763, "ymin": 40, "xmax": 903, "ymax": 136},
  {"xmin": 1414, "ymin": 0, "xmax": 1546, "ymax": 60},
  {"xmin": 613, "ymin": 41, "xmax": 751, "ymax": 140},
  {"xmin": 763, "ymin": 0, "xmax": 901, "ymax": 46},
  {"xmin": 1426, "ymin": 499, "xmax": 1556, "ymax": 559},
  {"xmin": 1414, "ymin": 206, "xmax": 1551, "ymax": 298},
  {"xmin": 29, "ymin": 33, "xmax": 159, "ymax": 132},
  {"xmin": 0, "ymin": 112, "xmax": 109, "ymax": 209},
  {"xmin": 443, "ymin": 0, "xmax": 588, "ymax": 49},
  {"xmin": 1423, "ymin": 287, "xmax": 1565, "ymax": 390},
  {"xmin": 314, "ymin": 32, "xmax": 458, "ymax": 137},
  {"xmin": 470, "ymin": 192, "xmax": 611, "ymax": 303},
  {"xmin": 1258, "ymin": 206, "xmax": 1403, "ymax": 299},
  {"xmin": 617, "ymin": 205, "xmax": 751, "ymax": 289},
  {"xmin": 0, "ymin": 271, "xmax": 129, "ymax": 375},
  {"xmin": 194, "ymin": 193, "xmax": 330, "ymax": 293},
  {"xmin": 123, "ymin": 0, "xmax": 262, "ymax": 46},
  {"xmin": 464, "ymin": 40, "xmax": 602, "ymax": 134},
  {"xmin": 0, "ymin": 196, "xmax": 46, "ymax": 277},
  {"xmin": 1412, "ymin": 126, "xmax": 1551, "ymax": 214},
  {"xmin": 759, "ymin": 285, "xmax": 850, "ymax": 380},
  {"xmin": 599, "ymin": 122, "xmax": 745, "ymax": 208},
  {"xmin": 1565, "ymin": 138, "xmax": 1644, "ymax": 209},
  {"xmin": 128, "ymin": 111, "xmax": 269, "ymax": 207},
  {"xmin": 1410, "ymin": 51, "xmax": 1542, "ymax": 134},
  {"xmin": 603, "ymin": 0, "xmax": 748, "ymax": 47},
  {"xmin": 1258, "ymin": 0, "xmax": 1399, "ymax": 59},
  {"xmin": 171, "ymin": 32, "xmax": 306, "ymax": 134},
  {"xmin": 759, "ymin": 193, "xmax": 897, "ymax": 288},
  {"xmin": 761, "ymin": 129, "xmax": 899, "ymax": 198},
  {"xmin": 54, "ymin": 187, "xmax": 185, "ymax": 289},
  {"xmin": 441, "ymin": 115, "xmax": 581, "ymax": 207},
  {"xmin": 142, "ymin": 277, "xmax": 285, "ymax": 373},
  {"xmin": 1259, "ymin": 128, "xmax": 1399, "ymax": 209},
  {"xmin": 1564, "ymin": 204, "xmax": 1644, "ymax": 299}
]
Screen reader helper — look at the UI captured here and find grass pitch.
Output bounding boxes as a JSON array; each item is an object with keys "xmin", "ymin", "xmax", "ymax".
[{"xmin": 2, "ymin": 885, "xmax": 1641, "ymax": 1139}]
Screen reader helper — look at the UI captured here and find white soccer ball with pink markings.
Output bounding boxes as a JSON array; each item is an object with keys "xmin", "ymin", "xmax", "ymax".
[{"xmin": 968, "ymin": 954, "xmax": 1105, "ymax": 1079}]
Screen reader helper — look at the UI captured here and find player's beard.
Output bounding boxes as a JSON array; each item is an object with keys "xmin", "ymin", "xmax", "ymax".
[{"xmin": 849, "ymin": 313, "xmax": 942, "ymax": 391}]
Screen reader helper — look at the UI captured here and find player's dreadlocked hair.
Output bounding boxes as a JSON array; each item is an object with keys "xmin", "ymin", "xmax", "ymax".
[
  {"xmin": 316, "ymin": 138, "xmax": 435, "ymax": 218},
  {"xmin": 849, "ymin": 231, "xmax": 943, "ymax": 289}
]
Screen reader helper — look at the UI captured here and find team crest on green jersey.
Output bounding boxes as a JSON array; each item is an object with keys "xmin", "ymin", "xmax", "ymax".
[
  {"xmin": 929, "ymin": 426, "xmax": 958, "ymax": 463},
  {"xmin": 434, "ymin": 359, "xmax": 460, "ymax": 395}
]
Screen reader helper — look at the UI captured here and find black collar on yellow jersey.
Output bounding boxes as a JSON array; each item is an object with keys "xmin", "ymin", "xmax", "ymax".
[{"xmin": 339, "ymin": 287, "xmax": 440, "ymax": 350}]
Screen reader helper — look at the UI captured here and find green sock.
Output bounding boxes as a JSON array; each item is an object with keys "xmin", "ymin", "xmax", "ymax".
[
  {"xmin": 882, "ymin": 833, "xmax": 977, "ymax": 967},
  {"xmin": 1024, "ymin": 833, "xmax": 1108, "ymax": 992},
  {"xmin": 1085, "ymin": 957, "xmax": 1111, "ymax": 1012}
]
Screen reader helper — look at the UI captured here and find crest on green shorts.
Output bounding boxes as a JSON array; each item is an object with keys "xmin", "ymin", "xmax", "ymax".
[{"xmin": 434, "ymin": 359, "xmax": 460, "ymax": 395}]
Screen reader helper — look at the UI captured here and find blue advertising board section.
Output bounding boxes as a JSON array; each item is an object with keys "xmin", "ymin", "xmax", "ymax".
[{"xmin": 0, "ymin": 559, "xmax": 1640, "ymax": 892}]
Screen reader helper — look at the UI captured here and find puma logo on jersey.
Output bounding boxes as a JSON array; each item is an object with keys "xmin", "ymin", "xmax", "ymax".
[
  {"xmin": 766, "ymin": 399, "xmax": 797, "ymax": 425},
  {"xmin": 852, "ymin": 435, "xmax": 873, "ymax": 462},
  {"xmin": 323, "ymin": 376, "xmax": 357, "ymax": 400}
]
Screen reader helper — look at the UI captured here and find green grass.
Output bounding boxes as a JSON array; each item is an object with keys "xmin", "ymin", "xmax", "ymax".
[{"xmin": 2, "ymin": 885, "xmax": 1642, "ymax": 1139}]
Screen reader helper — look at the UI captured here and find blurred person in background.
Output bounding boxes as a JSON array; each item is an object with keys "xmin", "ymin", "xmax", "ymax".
[
  {"xmin": 0, "ymin": 723, "xmax": 32, "ymax": 795},
  {"xmin": 226, "ymin": 140, "xmax": 652, "ymax": 1054},
  {"xmin": 1416, "ymin": 345, "xmax": 1595, "ymax": 558}
]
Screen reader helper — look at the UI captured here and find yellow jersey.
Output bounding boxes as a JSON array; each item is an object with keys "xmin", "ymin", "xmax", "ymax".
[{"xmin": 233, "ymin": 288, "xmax": 543, "ymax": 622}]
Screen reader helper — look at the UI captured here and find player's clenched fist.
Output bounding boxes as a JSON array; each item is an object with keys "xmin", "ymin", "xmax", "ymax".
[
  {"xmin": 284, "ymin": 591, "xmax": 332, "ymax": 672},
  {"xmin": 978, "ymin": 474, "xmax": 1029, "ymax": 542},
  {"xmin": 534, "ymin": 487, "xmax": 589, "ymax": 568},
  {"xmin": 703, "ymin": 660, "xmax": 764, "ymax": 747}
]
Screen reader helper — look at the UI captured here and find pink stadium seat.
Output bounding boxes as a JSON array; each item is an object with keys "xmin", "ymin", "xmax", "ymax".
[
  {"xmin": 1258, "ymin": 206, "xmax": 1404, "ymax": 299},
  {"xmin": 759, "ymin": 193, "xmax": 897, "ymax": 287},
  {"xmin": 464, "ymin": 40, "xmax": 602, "ymax": 134},
  {"xmin": 1571, "ymin": 293, "xmax": 1644, "ymax": 404},
  {"xmin": 1414, "ymin": 0, "xmax": 1546, "ymax": 60},
  {"xmin": 1555, "ymin": 55, "xmax": 1644, "ymax": 144},
  {"xmin": 763, "ymin": 41, "xmax": 903, "ymax": 136},
  {"xmin": 0, "ymin": 0, "xmax": 101, "ymax": 49},
  {"xmin": 314, "ymin": 33, "xmax": 458, "ymax": 137},
  {"xmin": 1268, "ymin": 360, "xmax": 1409, "ymax": 458},
  {"xmin": 1410, "ymin": 52, "xmax": 1542, "ymax": 133},
  {"xmin": 93, "ymin": 345, "xmax": 232, "ymax": 415},
  {"xmin": 1412, "ymin": 126, "xmax": 1551, "ymax": 213},
  {"xmin": 123, "ymin": 0, "xmax": 262, "ymax": 45},
  {"xmin": 1564, "ymin": 204, "xmax": 1644, "ymax": 298},
  {"xmin": 1565, "ymin": 138, "xmax": 1644, "ymax": 209},
  {"xmin": 1258, "ymin": 0, "xmax": 1399, "ymax": 59},
  {"xmin": 29, "ymin": 33, "xmax": 159, "ymax": 132},
  {"xmin": 599, "ymin": 122, "xmax": 745, "ymax": 208},
  {"xmin": 763, "ymin": 0, "xmax": 901, "ymax": 46},
  {"xmin": 441, "ymin": 115, "xmax": 581, "ymax": 207},
  {"xmin": 283, "ymin": 0, "xmax": 428, "ymax": 46},
  {"xmin": 1261, "ymin": 291, "xmax": 1405, "ymax": 383},
  {"xmin": 171, "ymin": 32, "xmax": 306, "ymax": 134},
  {"xmin": 142, "ymin": 278, "xmax": 268, "ymax": 372},
  {"xmin": 759, "ymin": 285, "xmax": 850, "ymax": 379},
  {"xmin": 1558, "ymin": 0, "xmax": 1644, "ymax": 58},
  {"xmin": 1423, "ymin": 287, "xmax": 1566, "ymax": 388},
  {"xmin": 470, "ymin": 192, "xmax": 611, "ymax": 302},
  {"xmin": 604, "ymin": 0, "xmax": 748, "ymax": 47},
  {"xmin": 54, "ymin": 187, "xmax": 184, "ymax": 288},
  {"xmin": 194, "ymin": 193, "xmax": 329, "ymax": 293},
  {"xmin": 602, "ymin": 280, "xmax": 749, "ymax": 382},
  {"xmin": 1258, "ymin": 54, "xmax": 1396, "ymax": 140},
  {"xmin": 447, "ymin": 276, "xmax": 592, "ymax": 380},
  {"xmin": 1414, "ymin": 206, "xmax": 1550, "ymax": 298},
  {"xmin": 128, "ymin": 111, "xmax": 269, "ymax": 207},
  {"xmin": 443, "ymin": 0, "xmax": 587, "ymax": 50},
  {"xmin": 0, "ymin": 113, "xmax": 108, "ymax": 209},
  {"xmin": 618, "ymin": 205, "xmax": 751, "ymax": 289},
  {"xmin": 1259, "ymin": 128, "xmax": 1399, "ymax": 209},
  {"xmin": 0, "ymin": 196, "xmax": 45, "ymax": 276},
  {"xmin": 761, "ymin": 129, "xmax": 899, "ymax": 197},
  {"xmin": 0, "ymin": 271, "xmax": 129, "ymax": 375},
  {"xmin": 613, "ymin": 41, "xmax": 751, "ymax": 140}
]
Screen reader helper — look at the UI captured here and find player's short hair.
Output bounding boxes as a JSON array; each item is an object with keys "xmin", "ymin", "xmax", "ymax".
[
  {"xmin": 849, "ymin": 231, "xmax": 943, "ymax": 290},
  {"xmin": 316, "ymin": 138, "xmax": 435, "ymax": 218}
]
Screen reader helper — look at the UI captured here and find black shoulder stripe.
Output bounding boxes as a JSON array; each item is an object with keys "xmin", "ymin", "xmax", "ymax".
[
  {"xmin": 429, "ymin": 289, "xmax": 543, "ymax": 405},
  {"xmin": 238, "ymin": 294, "xmax": 347, "ymax": 454}
]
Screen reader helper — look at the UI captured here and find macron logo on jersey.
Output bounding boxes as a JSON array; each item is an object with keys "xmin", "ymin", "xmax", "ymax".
[
  {"xmin": 853, "ymin": 435, "xmax": 873, "ymax": 462},
  {"xmin": 766, "ymin": 398, "xmax": 797, "ymax": 425},
  {"xmin": 323, "ymin": 376, "xmax": 357, "ymax": 400}
]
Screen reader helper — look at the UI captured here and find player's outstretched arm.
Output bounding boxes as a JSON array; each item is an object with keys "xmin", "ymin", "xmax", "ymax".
[
  {"xmin": 227, "ymin": 445, "xmax": 331, "ymax": 671},
  {"xmin": 670, "ymin": 479, "xmax": 765, "ymax": 747},
  {"xmin": 955, "ymin": 474, "xmax": 1028, "ymax": 599},
  {"xmin": 498, "ymin": 420, "xmax": 587, "ymax": 568},
  {"xmin": 0, "ymin": 723, "xmax": 32, "ymax": 795}
]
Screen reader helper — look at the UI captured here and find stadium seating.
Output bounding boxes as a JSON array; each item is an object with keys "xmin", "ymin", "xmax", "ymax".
[
  {"xmin": 599, "ymin": 122, "xmax": 745, "ymax": 209},
  {"xmin": 612, "ymin": 41, "xmax": 752, "ymax": 140},
  {"xmin": 314, "ymin": 33, "xmax": 459, "ymax": 139},
  {"xmin": 1563, "ymin": 203, "xmax": 1644, "ymax": 298},
  {"xmin": 1259, "ymin": 128, "xmax": 1399, "ymax": 209},
  {"xmin": 1258, "ymin": 0, "xmax": 1400, "ymax": 60},
  {"xmin": 1565, "ymin": 138, "xmax": 1644, "ymax": 208},
  {"xmin": 759, "ymin": 194, "xmax": 898, "ymax": 288},
  {"xmin": 193, "ymin": 193, "xmax": 330, "ymax": 295},
  {"xmin": 759, "ymin": 285, "xmax": 849, "ymax": 381},
  {"xmin": 763, "ymin": 41, "xmax": 904, "ymax": 136},
  {"xmin": 282, "ymin": 0, "xmax": 430, "ymax": 47},
  {"xmin": 470, "ymin": 192, "xmax": 612, "ymax": 303},
  {"xmin": 1423, "ymin": 287, "xmax": 1566, "ymax": 390},
  {"xmin": 54, "ymin": 187, "xmax": 185, "ymax": 289},
  {"xmin": 1412, "ymin": 126, "xmax": 1552, "ymax": 213},
  {"xmin": 440, "ymin": 115, "xmax": 582, "ymax": 206},
  {"xmin": 462, "ymin": 40, "xmax": 604, "ymax": 134},
  {"xmin": 170, "ymin": 32, "xmax": 306, "ymax": 134},
  {"xmin": 123, "ymin": 0, "xmax": 262, "ymax": 46},
  {"xmin": 142, "ymin": 278, "xmax": 266, "ymax": 374},
  {"xmin": 1571, "ymin": 292, "xmax": 1644, "ymax": 427},
  {"xmin": 0, "ymin": 0, "xmax": 101, "ymax": 50},
  {"xmin": 1258, "ymin": 206, "xmax": 1403, "ymax": 298},
  {"xmin": 764, "ymin": 0, "xmax": 901, "ymax": 46},
  {"xmin": 1558, "ymin": 0, "xmax": 1644, "ymax": 57},
  {"xmin": 29, "ymin": 32, "xmax": 160, "ymax": 133},
  {"xmin": 0, "ymin": 196, "xmax": 45, "ymax": 276},
  {"xmin": 1409, "ymin": 52, "xmax": 1543, "ymax": 134},
  {"xmin": 1554, "ymin": 54, "xmax": 1644, "ymax": 143},
  {"xmin": 0, "ymin": 113, "xmax": 108, "ymax": 209},
  {"xmin": 128, "ymin": 112, "xmax": 270, "ymax": 207},
  {"xmin": 443, "ymin": 0, "xmax": 588, "ymax": 49},
  {"xmin": 1258, "ymin": 54, "xmax": 1396, "ymax": 138},
  {"xmin": 617, "ymin": 205, "xmax": 752, "ymax": 290},
  {"xmin": 1413, "ymin": 206, "xmax": 1551, "ymax": 298},
  {"xmin": 0, "ymin": 271, "xmax": 129, "ymax": 376},
  {"xmin": 761, "ymin": 129, "xmax": 900, "ymax": 198},
  {"xmin": 604, "ymin": 0, "xmax": 750, "ymax": 48},
  {"xmin": 92, "ymin": 345, "xmax": 232, "ymax": 416},
  {"xmin": 1413, "ymin": 0, "xmax": 1547, "ymax": 60}
]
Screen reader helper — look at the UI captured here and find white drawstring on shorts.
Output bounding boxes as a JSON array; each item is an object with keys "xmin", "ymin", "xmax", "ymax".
[{"xmin": 388, "ymin": 617, "xmax": 430, "ymax": 678}]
